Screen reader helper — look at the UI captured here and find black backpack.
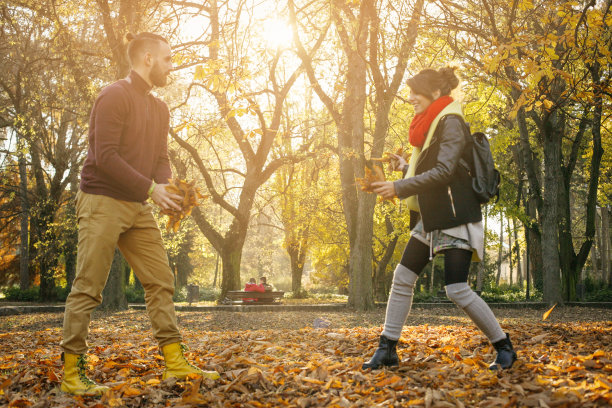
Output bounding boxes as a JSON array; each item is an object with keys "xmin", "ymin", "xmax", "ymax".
[{"xmin": 452, "ymin": 117, "xmax": 501, "ymax": 204}]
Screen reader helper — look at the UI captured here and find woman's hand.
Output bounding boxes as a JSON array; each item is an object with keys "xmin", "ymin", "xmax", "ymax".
[
  {"xmin": 371, "ymin": 181, "xmax": 397, "ymax": 199},
  {"xmin": 390, "ymin": 153, "xmax": 408, "ymax": 172},
  {"xmin": 151, "ymin": 183, "xmax": 182, "ymax": 211}
]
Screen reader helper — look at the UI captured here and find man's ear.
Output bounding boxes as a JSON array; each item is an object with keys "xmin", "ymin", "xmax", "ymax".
[
  {"xmin": 432, "ymin": 89, "xmax": 441, "ymax": 100},
  {"xmin": 143, "ymin": 51, "xmax": 153, "ymax": 67}
]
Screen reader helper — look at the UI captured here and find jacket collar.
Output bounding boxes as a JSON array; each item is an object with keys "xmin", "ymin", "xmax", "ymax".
[
  {"xmin": 402, "ymin": 100, "xmax": 464, "ymax": 212},
  {"xmin": 421, "ymin": 100, "xmax": 464, "ymax": 151},
  {"xmin": 126, "ymin": 70, "xmax": 152, "ymax": 95}
]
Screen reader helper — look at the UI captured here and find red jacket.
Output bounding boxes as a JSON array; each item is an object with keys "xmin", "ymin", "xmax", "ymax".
[
  {"xmin": 245, "ymin": 283, "xmax": 265, "ymax": 293},
  {"xmin": 243, "ymin": 283, "xmax": 265, "ymax": 302}
]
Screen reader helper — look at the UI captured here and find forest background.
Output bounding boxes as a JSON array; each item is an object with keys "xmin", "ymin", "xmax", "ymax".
[{"xmin": 0, "ymin": 0, "xmax": 610, "ymax": 310}]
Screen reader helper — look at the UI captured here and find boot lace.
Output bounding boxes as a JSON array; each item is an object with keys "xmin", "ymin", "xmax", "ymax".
[
  {"xmin": 76, "ymin": 355, "xmax": 96, "ymax": 386},
  {"xmin": 179, "ymin": 344, "xmax": 202, "ymax": 371}
]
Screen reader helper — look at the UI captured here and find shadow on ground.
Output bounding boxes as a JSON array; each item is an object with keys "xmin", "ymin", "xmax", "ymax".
[{"xmin": 1, "ymin": 306, "xmax": 610, "ymax": 334}]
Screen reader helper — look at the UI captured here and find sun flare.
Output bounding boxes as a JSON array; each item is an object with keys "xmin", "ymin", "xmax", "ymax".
[{"xmin": 261, "ymin": 18, "xmax": 293, "ymax": 49}]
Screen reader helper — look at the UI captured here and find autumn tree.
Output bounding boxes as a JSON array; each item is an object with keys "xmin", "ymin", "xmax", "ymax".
[
  {"xmin": 0, "ymin": 0, "xmax": 99, "ymax": 300},
  {"xmin": 166, "ymin": 0, "xmax": 317, "ymax": 298},
  {"xmin": 290, "ymin": 0, "xmax": 425, "ymax": 309},
  {"xmin": 0, "ymin": 152, "xmax": 21, "ymax": 285},
  {"xmin": 437, "ymin": 0, "xmax": 611, "ymax": 303}
]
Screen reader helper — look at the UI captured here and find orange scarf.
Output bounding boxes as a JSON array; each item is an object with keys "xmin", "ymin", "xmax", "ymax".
[{"xmin": 409, "ymin": 96, "xmax": 453, "ymax": 147}]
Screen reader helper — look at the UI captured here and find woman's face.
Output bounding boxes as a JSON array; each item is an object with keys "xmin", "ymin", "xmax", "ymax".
[
  {"xmin": 408, "ymin": 89, "xmax": 441, "ymax": 115},
  {"xmin": 409, "ymin": 91, "xmax": 433, "ymax": 115}
]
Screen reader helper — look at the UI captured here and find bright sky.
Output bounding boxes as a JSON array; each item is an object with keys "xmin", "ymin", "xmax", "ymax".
[{"xmin": 176, "ymin": 1, "xmax": 293, "ymax": 49}]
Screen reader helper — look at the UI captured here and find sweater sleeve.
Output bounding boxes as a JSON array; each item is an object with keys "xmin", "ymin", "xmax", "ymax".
[
  {"xmin": 153, "ymin": 102, "xmax": 172, "ymax": 184},
  {"xmin": 93, "ymin": 87, "xmax": 152, "ymax": 201}
]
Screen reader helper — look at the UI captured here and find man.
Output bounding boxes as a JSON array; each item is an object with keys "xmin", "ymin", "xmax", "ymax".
[
  {"xmin": 259, "ymin": 276, "xmax": 274, "ymax": 291},
  {"xmin": 60, "ymin": 32, "xmax": 219, "ymax": 396}
]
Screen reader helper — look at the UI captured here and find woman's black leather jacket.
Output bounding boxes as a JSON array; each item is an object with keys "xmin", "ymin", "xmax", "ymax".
[{"xmin": 394, "ymin": 114, "xmax": 482, "ymax": 232}]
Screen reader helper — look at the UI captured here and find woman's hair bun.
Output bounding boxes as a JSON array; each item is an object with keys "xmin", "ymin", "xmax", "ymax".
[
  {"xmin": 125, "ymin": 32, "xmax": 136, "ymax": 41},
  {"xmin": 438, "ymin": 66, "xmax": 459, "ymax": 92},
  {"xmin": 407, "ymin": 66, "xmax": 460, "ymax": 98}
]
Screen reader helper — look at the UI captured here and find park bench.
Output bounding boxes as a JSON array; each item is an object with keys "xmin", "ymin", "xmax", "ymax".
[{"xmin": 225, "ymin": 291, "xmax": 285, "ymax": 305}]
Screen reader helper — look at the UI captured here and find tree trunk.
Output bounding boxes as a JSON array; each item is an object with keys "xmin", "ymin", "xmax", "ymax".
[
  {"xmin": 133, "ymin": 271, "xmax": 143, "ymax": 291},
  {"xmin": 288, "ymin": 240, "xmax": 307, "ymax": 296},
  {"xmin": 341, "ymin": 34, "xmax": 373, "ymax": 310},
  {"xmin": 559, "ymin": 230, "xmax": 577, "ymax": 301},
  {"xmin": 586, "ymin": 61, "xmax": 607, "ymax": 287},
  {"xmin": 348, "ymin": 193, "xmax": 377, "ymax": 310},
  {"xmin": 101, "ymin": 248, "xmax": 128, "ymax": 311},
  {"xmin": 64, "ymin": 181, "xmax": 79, "ymax": 292},
  {"xmin": 588, "ymin": 227, "xmax": 596, "ymax": 284},
  {"xmin": 496, "ymin": 217, "xmax": 503, "ymax": 286},
  {"xmin": 508, "ymin": 216, "xmax": 513, "ymax": 286},
  {"xmin": 595, "ymin": 207, "xmax": 602, "ymax": 280},
  {"xmin": 212, "ymin": 252, "xmax": 220, "ymax": 287},
  {"xmin": 477, "ymin": 205, "xmax": 488, "ymax": 291},
  {"xmin": 64, "ymin": 221, "xmax": 77, "ymax": 292},
  {"xmin": 522, "ymin": 247, "xmax": 528, "ymax": 290},
  {"xmin": 373, "ymin": 214, "xmax": 399, "ymax": 301},
  {"xmin": 524, "ymin": 225, "xmax": 531, "ymax": 299},
  {"xmin": 429, "ymin": 263, "xmax": 435, "ymax": 291},
  {"xmin": 28, "ymin": 215, "xmax": 37, "ymax": 284},
  {"xmin": 220, "ymin": 241, "xmax": 243, "ymax": 299},
  {"xmin": 513, "ymin": 218, "xmax": 522, "ymax": 288},
  {"xmin": 18, "ymin": 146, "xmax": 30, "ymax": 290},
  {"xmin": 541, "ymin": 118, "xmax": 563, "ymax": 305},
  {"xmin": 516, "ymin": 109, "xmax": 544, "ymax": 292},
  {"xmin": 35, "ymin": 200, "xmax": 59, "ymax": 301},
  {"xmin": 174, "ymin": 233, "xmax": 194, "ymax": 291},
  {"xmin": 523, "ymin": 182, "xmax": 544, "ymax": 293},
  {"xmin": 558, "ymin": 174, "xmax": 575, "ymax": 300},
  {"xmin": 558, "ymin": 63, "xmax": 604, "ymax": 300},
  {"xmin": 602, "ymin": 206, "xmax": 610, "ymax": 288},
  {"xmin": 190, "ymin": 206, "xmax": 250, "ymax": 300},
  {"xmin": 96, "ymin": 0, "xmax": 132, "ymax": 79}
]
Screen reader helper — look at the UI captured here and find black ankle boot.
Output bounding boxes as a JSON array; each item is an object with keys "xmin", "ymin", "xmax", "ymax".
[
  {"xmin": 362, "ymin": 335, "xmax": 399, "ymax": 370},
  {"xmin": 489, "ymin": 333, "xmax": 517, "ymax": 370}
]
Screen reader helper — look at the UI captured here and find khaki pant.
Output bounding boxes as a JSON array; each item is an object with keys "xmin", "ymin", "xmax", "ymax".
[{"xmin": 61, "ymin": 190, "xmax": 181, "ymax": 354}]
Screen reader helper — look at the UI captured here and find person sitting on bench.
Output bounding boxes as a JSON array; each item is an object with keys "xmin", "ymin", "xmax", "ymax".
[
  {"xmin": 259, "ymin": 276, "xmax": 274, "ymax": 292},
  {"xmin": 243, "ymin": 277, "xmax": 264, "ymax": 302}
]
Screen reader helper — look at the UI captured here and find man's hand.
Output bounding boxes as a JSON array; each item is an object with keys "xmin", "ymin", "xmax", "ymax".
[
  {"xmin": 371, "ymin": 181, "xmax": 397, "ymax": 199},
  {"xmin": 150, "ymin": 183, "xmax": 182, "ymax": 211}
]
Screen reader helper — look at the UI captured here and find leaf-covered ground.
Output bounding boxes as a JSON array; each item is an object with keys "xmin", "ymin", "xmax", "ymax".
[{"xmin": 0, "ymin": 306, "xmax": 610, "ymax": 407}]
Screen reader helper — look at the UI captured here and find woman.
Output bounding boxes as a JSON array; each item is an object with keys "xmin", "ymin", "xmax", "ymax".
[
  {"xmin": 243, "ymin": 277, "xmax": 265, "ymax": 302},
  {"xmin": 366, "ymin": 67, "xmax": 516, "ymax": 371}
]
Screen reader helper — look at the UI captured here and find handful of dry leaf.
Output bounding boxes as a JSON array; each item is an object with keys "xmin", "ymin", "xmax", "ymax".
[
  {"xmin": 371, "ymin": 147, "xmax": 409, "ymax": 172},
  {"xmin": 356, "ymin": 165, "xmax": 396, "ymax": 203},
  {"xmin": 355, "ymin": 165, "xmax": 385, "ymax": 193},
  {"xmin": 160, "ymin": 179, "xmax": 207, "ymax": 232}
]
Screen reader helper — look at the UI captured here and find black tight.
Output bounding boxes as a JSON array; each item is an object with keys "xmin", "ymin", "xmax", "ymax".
[
  {"xmin": 441, "ymin": 248, "xmax": 472, "ymax": 285},
  {"xmin": 399, "ymin": 237, "xmax": 472, "ymax": 285},
  {"xmin": 399, "ymin": 237, "xmax": 430, "ymax": 274}
]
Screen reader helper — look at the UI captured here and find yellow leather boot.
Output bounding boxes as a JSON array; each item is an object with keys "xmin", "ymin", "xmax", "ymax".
[
  {"xmin": 60, "ymin": 353, "xmax": 109, "ymax": 396},
  {"xmin": 161, "ymin": 343, "xmax": 220, "ymax": 380}
]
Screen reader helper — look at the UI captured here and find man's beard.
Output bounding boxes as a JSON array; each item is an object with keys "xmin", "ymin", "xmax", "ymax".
[{"xmin": 150, "ymin": 62, "xmax": 169, "ymax": 87}]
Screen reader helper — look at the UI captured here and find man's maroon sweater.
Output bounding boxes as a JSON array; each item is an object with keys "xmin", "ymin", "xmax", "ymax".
[{"xmin": 80, "ymin": 71, "xmax": 172, "ymax": 202}]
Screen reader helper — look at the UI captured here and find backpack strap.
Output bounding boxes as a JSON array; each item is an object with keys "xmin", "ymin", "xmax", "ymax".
[{"xmin": 439, "ymin": 114, "xmax": 473, "ymax": 176}]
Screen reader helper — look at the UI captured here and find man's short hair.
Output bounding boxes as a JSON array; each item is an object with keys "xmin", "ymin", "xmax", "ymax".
[{"xmin": 125, "ymin": 32, "xmax": 169, "ymax": 65}]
